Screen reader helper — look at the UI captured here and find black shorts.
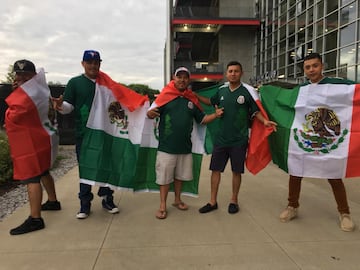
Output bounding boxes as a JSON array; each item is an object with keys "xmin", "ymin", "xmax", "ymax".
[
  {"xmin": 20, "ymin": 170, "xmax": 50, "ymax": 184},
  {"xmin": 209, "ymin": 145, "xmax": 247, "ymax": 173}
]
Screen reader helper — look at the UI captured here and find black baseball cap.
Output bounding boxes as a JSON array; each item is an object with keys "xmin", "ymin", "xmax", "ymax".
[{"xmin": 13, "ymin": 59, "xmax": 36, "ymax": 73}]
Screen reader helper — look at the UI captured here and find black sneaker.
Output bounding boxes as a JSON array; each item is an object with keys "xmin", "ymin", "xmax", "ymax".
[
  {"xmin": 199, "ymin": 203, "xmax": 218, "ymax": 213},
  {"xmin": 228, "ymin": 203, "xmax": 239, "ymax": 214},
  {"xmin": 10, "ymin": 216, "xmax": 45, "ymax": 235},
  {"xmin": 41, "ymin": 200, "xmax": 61, "ymax": 211},
  {"xmin": 102, "ymin": 198, "xmax": 119, "ymax": 214}
]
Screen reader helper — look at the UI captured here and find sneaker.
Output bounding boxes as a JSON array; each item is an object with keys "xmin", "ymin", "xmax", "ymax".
[
  {"xmin": 199, "ymin": 203, "xmax": 218, "ymax": 214},
  {"xmin": 339, "ymin": 213, "xmax": 355, "ymax": 232},
  {"xmin": 279, "ymin": 206, "xmax": 298, "ymax": 222},
  {"xmin": 41, "ymin": 200, "xmax": 61, "ymax": 211},
  {"xmin": 10, "ymin": 216, "xmax": 45, "ymax": 235},
  {"xmin": 76, "ymin": 212, "xmax": 89, "ymax": 219},
  {"xmin": 228, "ymin": 203, "xmax": 239, "ymax": 214},
  {"xmin": 102, "ymin": 198, "xmax": 119, "ymax": 214}
]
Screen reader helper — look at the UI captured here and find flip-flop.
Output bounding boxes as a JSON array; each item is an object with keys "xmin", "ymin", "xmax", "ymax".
[
  {"xmin": 172, "ymin": 202, "xmax": 189, "ymax": 211},
  {"xmin": 156, "ymin": 210, "xmax": 167, "ymax": 219}
]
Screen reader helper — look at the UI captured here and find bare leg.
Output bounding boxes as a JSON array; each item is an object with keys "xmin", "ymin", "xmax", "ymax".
[
  {"xmin": 41, "ymin": 173, "xmax": 57, "ymax": 202},
  {"xmin": 288, "ymin": 175, "xmax": 302, "ymax": 208},
  {"xmin": 174, "ymin": 179, "xmax": 182, "ymax": 204},
  {"xmin": 231, "ymin": 172, "xmax": 241, "ymax": 204},
  {"xmin": 210, "ymin": 171, "xmax": 221, "ymax": 205},
  {"xmin": 159, "ymin": 184, "xmax": 170, "ymax": 211},
  {"xmin": 27, "ymin": 183, "xmax": 42, "ymax": 218}
]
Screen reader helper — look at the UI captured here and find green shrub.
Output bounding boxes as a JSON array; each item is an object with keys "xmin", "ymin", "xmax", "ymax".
[{"xmin": 0, "ymin": 131, "xmax": 13, "ymax": 184}]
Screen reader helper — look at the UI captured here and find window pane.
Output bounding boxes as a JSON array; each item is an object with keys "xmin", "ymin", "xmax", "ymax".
[
  {"xmin": 340, "ymin": 4, "xmax": 357, "ymax": 26},
  {"xmin": 317, "ymin": 0, "xmax": 324, "ymax": 18},
  {"xmin": 325, "ymin": 31, "xmax": 338, "ymax": 51},
  {"xmin": 340, "ymin": 44, "xmax": 356, "ymax": 66},
  {"xmin": 339, "ymin": 66, "xmax": 356, "ymax": 80},
  {"xmin": 325, "ymin": 12, "xmax": 338, "ymax": 33},
  {"xmin": 324, "ymin": 50, "xmax": 337, "ymax": 70},
  {"xmin": 327, "ymin": 1, "xmax": 338, "ymax": 13},
  {"xmin": 340, "ymin": 23, "xmax": 356, "ymax": 47}
]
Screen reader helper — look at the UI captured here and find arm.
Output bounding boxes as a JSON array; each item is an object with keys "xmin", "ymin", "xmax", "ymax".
[
  {"xmin": 201, "ymin": 105, "xmax": 224, "ymax": 124},
  {"xmin": 254, "ymin": 111, "xmax": 277, "ymax": 131},
  {"xmin": 146, "ymin": 106, "xmax": 160, "ymax": 119},
  {"xmin": 195, "ymin": 93, "xmax": 211, "ymax": 106},
  {"xmin": 51, "ymin": 95, "xmax": 74, "ymax": 114}
]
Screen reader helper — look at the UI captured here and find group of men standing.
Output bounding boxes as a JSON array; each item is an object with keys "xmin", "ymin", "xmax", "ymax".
[{"xmin": 4, "ymin": 51, "xmax": 355, "ymax": 236}]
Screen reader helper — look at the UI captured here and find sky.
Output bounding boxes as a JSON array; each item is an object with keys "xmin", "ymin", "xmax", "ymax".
[{"xmin": 0, "ymin": 1, "xmax": 167, "ymax": 90}]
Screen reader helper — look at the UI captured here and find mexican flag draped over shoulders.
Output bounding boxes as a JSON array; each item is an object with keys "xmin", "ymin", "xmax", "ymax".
[
  {"xmin": 260, "ymin": 77, "xmax": 360, "ymax": 178},
  {"xmin": 132, "ymin": 81, "xmax": 206, "ymax": 196},
  {"xmin": 79, "ymin": 71, "xmax": 149, "ymax": 189},
  {"xmin": 5, "ymin": 69, "xmax": 58, "ymax": 180}
]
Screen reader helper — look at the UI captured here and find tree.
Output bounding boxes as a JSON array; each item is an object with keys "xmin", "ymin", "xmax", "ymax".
[
  {"xmin": 1, "ymin": 65, "xmax": 14, "ymax": 84},
  {"xmin": 127, "ymin": 83, "xmax": 159, "ymax": 103}
]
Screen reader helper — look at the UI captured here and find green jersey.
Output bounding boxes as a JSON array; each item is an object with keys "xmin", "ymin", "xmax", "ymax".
[
  {"xmin": 210, "ymin": 83, "xmax": 259, "ymax": 147},
  {"xmin": 158, "ymin": 97, "xmax": 205, "ymax": 154},
  {"xmin": 63, "ymin": 74, "xmax": 95, "ymax": 139}
]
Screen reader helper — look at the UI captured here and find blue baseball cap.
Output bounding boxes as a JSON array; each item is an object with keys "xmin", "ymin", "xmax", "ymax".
[{"xmin": 82, "ymin": 50, "xmax": 102, "ymax": 62}]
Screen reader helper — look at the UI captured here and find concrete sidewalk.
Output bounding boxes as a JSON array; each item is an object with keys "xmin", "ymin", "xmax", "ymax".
[{"xmin": 1, "ymin": 155, "xmax": 360, "ymax": 270}]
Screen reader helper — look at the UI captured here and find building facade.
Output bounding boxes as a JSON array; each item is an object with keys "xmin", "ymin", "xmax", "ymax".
[
  {"xmin": 254, "ymin": 0, "xmax": 359, "ymax": 85},
  {"xmin": 166, "ymin": 0, "xmax": 260, "ymax": 90},
  {"xmin": 166, "ymin": 0, "xmax": 360, "ymax": 88}
]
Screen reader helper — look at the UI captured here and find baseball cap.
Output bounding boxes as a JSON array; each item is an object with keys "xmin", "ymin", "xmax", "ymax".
[
  {"xmin": 174, "ymin": 67, "xmax": 190, "ymax": 77},
  {"xmin": 82, "ymin": 50, "xmax": 102, "ymax": 62},
  {"xmin": 13, "ymin": 59, "xmax": 36, "ymax": 73}
]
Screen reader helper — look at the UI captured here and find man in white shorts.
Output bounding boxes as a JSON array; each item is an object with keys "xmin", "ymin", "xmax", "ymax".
[{"xmin": 147, "ymin": 67, "xmax": 223, "ymax": 219}]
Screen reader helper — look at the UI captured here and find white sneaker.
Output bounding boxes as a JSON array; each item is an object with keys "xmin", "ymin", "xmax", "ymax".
[
  {"xmin": 76, "ymin": 212, "xmax": 89, "ymax": 219},
  {"xmin": 339, "ymin": 213, "xmax": 355, "ymax": 232},
  {"xmin": 280, "ymin": 206, "xmax": 297, "ymax": 222}
]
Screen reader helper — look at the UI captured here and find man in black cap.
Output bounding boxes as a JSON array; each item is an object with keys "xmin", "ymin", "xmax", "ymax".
[
  {"xmin": 5, "ymin": 60, "xmax": 61, "ymax": 235},
  {"xmin": 52, "ymin": 50, "xmax": 119, "ymax": 219}
]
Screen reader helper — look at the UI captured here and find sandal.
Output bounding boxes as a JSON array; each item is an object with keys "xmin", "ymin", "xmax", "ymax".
[
  {"xmin": 172, "ymin": 201, "xmax": 189, "ymax": 211},
  {"xmin": 156, "ymin": 210, "xmax": 167, "ymax": 219}
]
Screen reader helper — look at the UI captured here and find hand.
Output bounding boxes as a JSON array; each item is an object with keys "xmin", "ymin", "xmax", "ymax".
[
  {"xmin": 147, "ymin": 107, "xmax": 160, "ymax": 119},
  {"xmin": 264, "ymin": 119, "xmax": 277, "ymax": 132},
  {"xmin": 214, "ymin": 105, "xmax": 224, "ymax": 118},
  {"xmin": 51, "ymin": 95, "xmax": 64, "ymax": 111}
]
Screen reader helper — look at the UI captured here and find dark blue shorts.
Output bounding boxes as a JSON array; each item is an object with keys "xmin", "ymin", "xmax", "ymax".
[
  {"xmin": 20, "ymin": 170, "xmax": 50, "ymax": 184},
  {"xmin": 209, "ymin": 145, "xmax": 247, "ymax": 173}
]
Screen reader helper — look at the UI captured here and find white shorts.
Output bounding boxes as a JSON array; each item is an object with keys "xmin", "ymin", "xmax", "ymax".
[{"xmin": 155, "ymin": 151, "xmax": 193, "ymax": 185}]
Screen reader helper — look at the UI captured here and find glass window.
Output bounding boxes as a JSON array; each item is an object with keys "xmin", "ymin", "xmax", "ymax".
[
  {"xmin": 341, "ymin": 0, "xmax": 354, "ymax": 7},
  {"xmin": 316, "ymin": 19, "xmax": 324, "ymax": 37},
  {"xmin": 327, "ymin": 1, "xmax": 339, "ymax": 14},
  {"xmin": 298, "ymin": 27, "xmax": 306, "ymax": 44},
  {"xmin": 289, "ymin": 34, "xmax": 296, "ymax": 49},
  {"xmin": 340, "ymin": 44, "xmax": 356, "ymax": 66},
  {"xmin": 339, "ymin": 66, "xmax": 356, "ymax": 80},
  {"xmin": 280, "ymin": 25, "xmax": 287, "ymax": 40},
  {"xmin": 288, "ymin": 64, "xmax": 295, "ymax": 76},
  {"xmin": 307, "ymin": 25, "xmax": 314, "ymax": 41},
  {"xmin": 298, "ymin": 12, "xmax": 306, "ymax": 30},
  {"xmin": 288, "ymin": 19, "xmax": 295, "ymax": 35},
  {"xmin": 317, "ymin": 0, "xmax": 324, "ymax": 18},
  {"xmin": 308, "ymin": 0, "xmax": 314, "ymax": 7},
  {"xmin": 316, "ymin": 37, "xmax": 323, "ymax": 53},
  {"xmin": 280, "ymin": 40, "xmax": 286, "ymax": 53},
  {"xmin": 340, "ymin": 22, "xmax": 356, "ymax": 47},
  {"xmin": 289, "ymin": 6, "xmax": 296, "ymax": 19},
  {"xmin": 324, "ymin": 50, "xmax": 337, "ymax": 70},
  {"xmin": 340, "ymin": 4, "xmax": 357, "ymax": 26},
  {"xmin": 325, "ymin": 12, "xmax": 338, "ymax": 33},
  {"xmin": 280, "ymin": 1, "xmax": 287, "ymax": 14},
  {"xmin": 308, "ymin": 6, "xmax": 314, "ymax": 24},
  {"xmin": 279, "ymin": 53, "xmax": 286, "ymax": 67},
  {"xmin": 325, "ymin": 31, "xmax": 338, "ymax": 51}
]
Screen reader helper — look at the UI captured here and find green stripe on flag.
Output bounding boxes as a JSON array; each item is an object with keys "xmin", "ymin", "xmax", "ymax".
[
  {"xmin": 259, "ymin": 84, "xmax": 300, "ymax": 172},
  {"xmin": 79, "ymin": 129, "xmax": 140, "ymax": 189}
]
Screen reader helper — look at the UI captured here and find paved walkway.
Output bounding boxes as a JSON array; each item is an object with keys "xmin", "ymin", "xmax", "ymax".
[{"xmin": 1, "ymin": 155, "xmax": 360, "ymax": 270}]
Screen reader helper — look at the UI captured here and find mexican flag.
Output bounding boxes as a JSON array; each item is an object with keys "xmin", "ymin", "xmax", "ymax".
[
  {"xmin": 5, "ymin": 69, "xmax": 58, "ymax": 180},
  {"xmin": 196, "ymin": 83, "xmax": 274, "ymax": 174},
  {"xmin": 260, "ymin": 78, "xmax": 360, "ymax": 179},
  {"xmin": 79, "ymin": 71, "xmax": 149, "ymax": 189},
  {"xmin": 133, "ymin": 81, "xmax": 206, "ymax": 196}
]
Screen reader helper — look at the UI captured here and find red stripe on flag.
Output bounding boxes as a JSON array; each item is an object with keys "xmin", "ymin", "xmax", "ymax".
[
  {"xmin": 246, "ymin": 100, "xmax": 273, "ymax": 174},
  {"xmin": 346, "ymin": 84, "xmax": 360, "ymax": 177},
  {"xmin": 5, "ymin": 88, "xmax": 51, "ymax": 180}
]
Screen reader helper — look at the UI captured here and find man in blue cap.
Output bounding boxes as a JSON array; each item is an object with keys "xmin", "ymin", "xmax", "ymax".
[{"xmin": 52, "ymin": 50, "xmax": 119, "ymax": 219}]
